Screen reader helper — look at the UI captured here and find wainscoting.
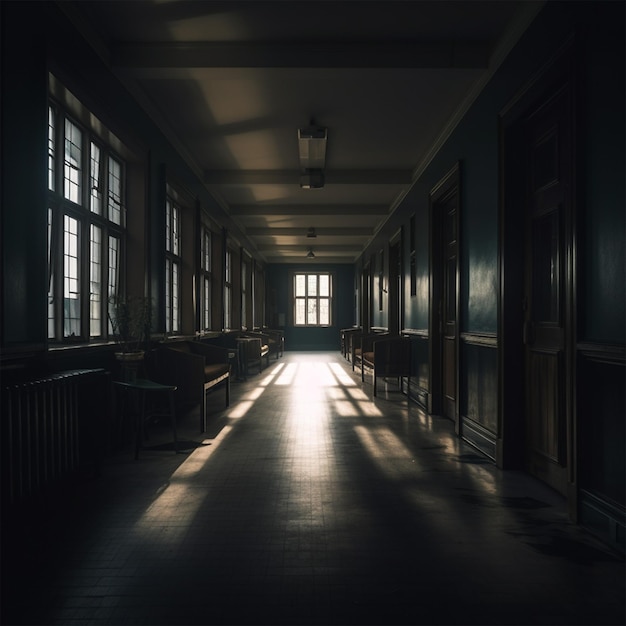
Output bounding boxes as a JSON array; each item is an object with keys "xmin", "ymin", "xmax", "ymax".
[
  {"xmin": 577, "ymin": 342, "xmax": 625, "ymax": 553},
  {"xmin": 403, "ymin": 330, "xmax": 429, "ymax": 409},
  {"xmin": 460, "ymin": 333, "xmax": 498, "ymax": 460}
]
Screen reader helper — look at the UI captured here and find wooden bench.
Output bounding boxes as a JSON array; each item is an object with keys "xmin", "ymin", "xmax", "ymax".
[
  {"xmin": 361, "ymin": 336, "xmax": 412, "ymax": 400},
  {"xmin": 236, "ymin": 335, "xmax": 270, "ymax": 377},
  {"xmin": 340, "ymin": 327, "xmax": 362, "ymax": 361},
  {"xmin": 352, "ymin": 331, "xmax": 388, "ymax": 374},
  {"xmin": 147, "ymin": 341, "xmax": 231, "ymax": 432}
]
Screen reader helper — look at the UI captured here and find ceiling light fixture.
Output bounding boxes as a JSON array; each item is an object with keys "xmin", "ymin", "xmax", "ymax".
[
  {"xmin": 306, "ymin": 248, "xmax": 315, "ymax": 259},
  {"xmin": 306, "ymin": 227, "xmax": 317, "ymax": 238},
  {"xmin": 299, "ymin": 120, "xmax": 327, "ymax": 189}
]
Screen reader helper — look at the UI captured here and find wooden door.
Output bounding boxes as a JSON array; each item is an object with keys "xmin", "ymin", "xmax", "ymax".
[
  {"xmin": 523, "ymin": 86, "xmax": 571, "ymax": 495},
  {"xmin": 388, "ymin": 237, "xmax": 402, "ymax": 335},
  {"xmin": 429, "ymin": 164, "xmax": 459, "ymax": 424},
  {"xmin": 441, "ymin": 192, "xmax": 458, "ymax": 421},
  {"xmin": 361, "ymin": 264, "xmax": 370, "ymax": 332}
]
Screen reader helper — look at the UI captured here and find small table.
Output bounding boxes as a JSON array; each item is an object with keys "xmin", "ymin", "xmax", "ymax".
[{"xmin": 113, "ymin": 378, "xmax": 178, "ymax": 460}]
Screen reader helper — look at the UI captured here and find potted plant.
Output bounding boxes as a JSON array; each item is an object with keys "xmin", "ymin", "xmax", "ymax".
[{"xmin": 108, "ymin": 294, "xmax": 153, "ymax": 381}]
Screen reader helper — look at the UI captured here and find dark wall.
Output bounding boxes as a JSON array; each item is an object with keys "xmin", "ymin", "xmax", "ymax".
[
  {"xmin": 1, "ymin": 1, "xmax": 49, "ymax": 348},
  {"xmin": 580, "ymin": 2, "xmax": 625, "ymax": 343},
  {"xmin": 266, "ymin": 264, "xmax": 355, "ymax": 351}
]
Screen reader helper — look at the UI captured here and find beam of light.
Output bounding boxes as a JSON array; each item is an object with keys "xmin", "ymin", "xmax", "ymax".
[
  {"xmin": 335, "ymin": 400, "xmax": 359, "ymax": 417},
  {"xmin": 260, "ymin": 362, "xmax": 284, "ymax": 386},
  {"xmin": 135, "ymin": 424, "xmax": 234, "ymax": 530},
  {"xmin": 275, "ymin": 363, "xmax": 298, "ymax": 385},
  {"xmin": 328, "ymin": 362, "xmax": 357, "ymax": 386},
  {"xmin": 347, "ymin": 387, "xmax": 369, "ymax": 400},
  {"xmin": 354, "ymin": 424, "xmax": 418, "ymax": 468},
  {"xmin": 357, "ymin": 401, "xmax": 383, "ymax": 417},
  {"xmin": 227, "ymin": 399, "xmax": 254, "ymax": 419},
  {"xmin": 327, "ymin": 387, "xmax": 347, "ymax": 400},
  {"xmin": 292, "ymin": 362, "xmax": 336, "ymax": 387}
]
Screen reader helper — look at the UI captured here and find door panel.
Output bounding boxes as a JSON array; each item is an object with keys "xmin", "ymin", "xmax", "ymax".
[
  {"xmin": 524, "ymin": 88, "xmax": 570, "ymax": 495},
  {"xmin": 389, "ymin": 239, "xmax": 402, "ymax": 335},
  {"xmin": 442, "ymin": 195, "xmax": 458, "ymax": 421}
]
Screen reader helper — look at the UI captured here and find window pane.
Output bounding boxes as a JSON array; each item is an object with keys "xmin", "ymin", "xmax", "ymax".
[
  {"xmin": 172, "ymin": 261, "xmax": 180, "ymax": 332},
  {"xmin": 319, "ymin": 274, "xmax": 329, "ymax": 296},
  {"xmin": 63, "ymin": 215, "xmax": 80, "ymax": 337},
  {"xmin": 171, "ymin": 203, "xmax": 180, "ymax": 255},
  {"xmin": 295, "ymin": 274, "xmax": 305, "ymax": 297},
  {"xmin": 48, "ymin": 208, "xmax": 55, "ymax": 338},
  {"xmin": 90, "ymin": 143, "xmax": 102, "ymax": 215},
  {"xmin": 202, "ymin": 229, "xmax": 211, "ymax": 271},
  {"xmin": 308, "ymin": 274, "xmax": 317, "ymax": 296},
  {"xmin": 224, "ymin": 285, "xmax": 231, "ymax": 329},
  {"xmin": 319, "ymin": 298, "xmax": 330, "ymax": 325},
  {"xmin": 203, "ymin": 276, "xmax": 211, "ymax": 330},
  {"xmin": 64, "ymin": 119, "xmax": 82, "ymax": 203},
  {"xmin": 165, "ymin": 258, "xmax": 171, "ymax": 331},
  {"xmin": 225, "ymin": 250, "xmax": 231, "ymax": 283},
  {"xmin": 307, "ymin": 298, "xmax": 317, "ymax": 325},
  {"xmin": 165, "ymin": 200, "xmax": 171, "ymax": 252},
  {"xmin": 295, "ymin": 299, "xmax": 305, "ymax": 325},
  {"xmin": 48, "ymin": 107, "xmax": 56, "ymax": 192},
  {"xmin": 108, "ymin": 236, "xmax": 120, "ymax": 333},
  {"xmin": 90, "ymin": 225, "xmax": 102, "ymax": 336},
  {"xmin": 201, "ymin": 226, "xmax": 212, "ymax": 330},
  {"xmin": 108, "ymin": 156, "xmax": 122, "ymax": 225}
]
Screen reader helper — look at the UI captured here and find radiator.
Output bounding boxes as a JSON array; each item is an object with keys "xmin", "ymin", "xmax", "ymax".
[{"xmin": 2, "ymin": 368, "xmax": 108, "ymax": 504}]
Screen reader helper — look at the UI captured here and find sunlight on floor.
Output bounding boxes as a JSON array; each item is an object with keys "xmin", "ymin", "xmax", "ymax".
[{"xmin": 135, "ymin": 424, "xmax": 233, "ymax": 531}]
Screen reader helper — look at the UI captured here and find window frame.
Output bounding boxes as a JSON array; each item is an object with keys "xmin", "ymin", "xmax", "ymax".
[
  {"xmin": 47, "ymin": 96, "xmax": 126, "ymax": 344},
  {"xmin": 199, "ymin": 224, "xmax": 213, "ymax": 332},
  {"xmin": 165, "ymin": 194, "xmax": 182, "ymax": 335},
  {"xmin": 224, "ymin": 248, "xmax": 233, "ymax": 330},
  {"xmin": 292, "ymin": 271, "xmax": 333, "ymax": 327}
]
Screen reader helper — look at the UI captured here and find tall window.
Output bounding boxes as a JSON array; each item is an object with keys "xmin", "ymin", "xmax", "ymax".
[
  {"xmin": 165, "ymin": 196, "xmax": 181, "ymax": 334},
  {"xmin": 241, "ymin": 259, "xmax": 248, "ymax": 330},
  {"xmin": 293, "ymin": 272, "xmax": 332, "ymax": 326},
  {"xmin": 47, "ymin": 96, "xmax": 125, "ymax": 342},
  {"xmin": 224, "ymin": 249, "xmax": 232, "ymax": 330},
  {"xmin": 200, "ymin": 226, "xmax": 212, "ymax": 331}
]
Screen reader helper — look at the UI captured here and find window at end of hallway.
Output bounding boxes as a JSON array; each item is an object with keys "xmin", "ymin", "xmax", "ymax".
[{"xmin": 293, "ymin": 272, "xmax": 332, "ymax": 327}]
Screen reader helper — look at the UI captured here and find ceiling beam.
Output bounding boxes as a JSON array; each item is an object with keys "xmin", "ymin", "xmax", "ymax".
[
  {"xmin": 205, "ymin": 170, "xmax": 412, "ymax": 185},
  {"xmin": 229, "ymin": 204, "xmax": 388, "ymax": 216},
  {"xmin": 246, "ymin": 227, "xmax": 372, "ymax": 237},
  {"xmin": 255, "ymin": 244, "xmax": 363, "ymax": 252},
  {"xmin": 111, "ymin": 42, "xmax": 489, "ymax": 69},
  {"xmin": 263, "ymin": 255, "xmax": 357, "ymax": 264}
]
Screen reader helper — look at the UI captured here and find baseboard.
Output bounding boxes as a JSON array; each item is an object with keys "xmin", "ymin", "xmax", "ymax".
[
  {"xmin": 461, "ymin": 416, "xmax": 497, "ymax": 461},
  {"xmin": 579, "ymin": 489, "xmax": 625, "ymax": 555}
]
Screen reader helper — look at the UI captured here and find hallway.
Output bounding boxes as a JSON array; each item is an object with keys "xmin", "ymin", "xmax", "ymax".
[{"xmin": 2, "ymin": 352, "xmax": 624, "ymax": 626}]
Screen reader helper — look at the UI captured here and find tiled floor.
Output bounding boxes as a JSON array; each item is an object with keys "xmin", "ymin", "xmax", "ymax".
[{"xmin": 2, "ymin": 351, "xmax": 624, "ymax": 626}]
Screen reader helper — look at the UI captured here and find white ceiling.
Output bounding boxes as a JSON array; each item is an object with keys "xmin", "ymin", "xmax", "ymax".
[{"xmin": 61, "ymin": 0, "xmax": 542, "ymax": 264}]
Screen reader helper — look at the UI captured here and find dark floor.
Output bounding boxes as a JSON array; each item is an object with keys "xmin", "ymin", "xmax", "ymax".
[{"xmin": 2, "ymin": 351, "xmax": 624, "ymax": 626}]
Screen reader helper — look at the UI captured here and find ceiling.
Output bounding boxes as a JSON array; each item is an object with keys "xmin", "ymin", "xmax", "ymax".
[{"xmin": 60, "ymin": 0, "xmax": 542, "ymax": 264}]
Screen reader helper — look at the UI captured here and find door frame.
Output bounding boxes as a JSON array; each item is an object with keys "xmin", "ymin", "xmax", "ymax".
[
  {"xmin": 389, "ymin": 228, "xmax": 403, "ymax": 335},
  {"xmin": 498, "ymin": 37, "xmax": 578, "ymax": 515},
  {"xmin": 361, "ymin": 261, "xmax": 371, "ymax": 332},
  {"xmin": 429, "ymin": 162, "xmax": 461, "ymax": 433}
]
